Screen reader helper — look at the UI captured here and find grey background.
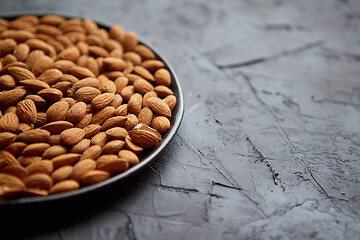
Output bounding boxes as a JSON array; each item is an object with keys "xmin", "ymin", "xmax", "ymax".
[{"xmin": 1, "ymin": 0, "xmax": 360, "ymax": 239}]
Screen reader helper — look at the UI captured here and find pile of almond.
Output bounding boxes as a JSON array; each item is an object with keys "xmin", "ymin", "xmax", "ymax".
[{"xmin": 0, "ymin": 15, "xmax": 177, "ymax": 199}]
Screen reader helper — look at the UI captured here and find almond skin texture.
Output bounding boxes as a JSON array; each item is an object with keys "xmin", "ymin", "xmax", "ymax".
[
  {"xmin": 40, "ymin": 121, "xmax": 73, "ymax": 134},
  {"xmin": 8, "ymin": 66, "xmax": 36, "ymax": 81},
  {"xmin": 152, "ymin": 116, "xmax": 171, "ymax": 134},
  {"xmin": 91, "ymin": 92, "xmax": 114, "ymax": 110},
  {"xmin": 17, "ymin": 129, "xmax": 50, "ymax": 143},
  {"xmin": 51, "ymin": 165, "xmax": 73, "ymax": 183},
  {"xmin": 133, "ymin": 78, "xmax": 154, "ymax": 95},
  {"xmin": 75, "ymin": 86, "xmax": 101, "ymax": 102},
  {"xmin": 154, "ymin": 68, "xmax": 171, "ymax": 86},
  {"xmin": 0, "ymin": 112, "xmax": 19, "ymax": 132},
  {"xmin": 49, "ymin": 179, "xmax": 80, "ymax": 194},
  {"xmin": 0, "ymin": 75, "xmax": 16, "ymax": 89},
  {"xmin": 26, "ymin": 160, "xmax": 54, "ymax": 175},
  {"xmin": 80, "ymin": 145, "xmax": 102, "ymax": 160},
  {"xmin": 42, "ymin": 145, "xmax": 68, "ymax": 159},
  {"xmin": 24, "ymin": 173, "xmax": 53, "ymax": 190},
  {"xmin": 118, "ymin": 149, "xmax": 139, "ymax": 166},
  {"xmin": 0, "ymin": 88, "xmax": 27, "ymax": 108},
  {"xmin": 127, "ymin": 93, "xmax": 142, "ymax": 116},
  {"xmin": 129, "ymin": 123, "xmax": 161, "ymax": 148},
  {"xmin": 46, "ymin": 101, "xmax": 69, "ymax": 122},
  {"xmin": 17, "ymin": 99, "xmax": 37, "ymax": 124},
  {"xmin": 146, "ymin": 97, "xmax": 171, "ymax": 117},
  {"xmin": 51, "ymin": 153, "xmax": 81, "ymax": 169},
  {"xmin": 81, "ymin": 170, "xmax": 110, "ymax": 186},
  {"xmin": 66, "ymin": 101, "xmax": 86, "ymax": 123},
  {"xmin": 60, "ymin": 128, "xmax": 85, "ymax": 146},
  {"xmin": 70, "ymin": 159, "xmax": 96, "ymax": 181}
]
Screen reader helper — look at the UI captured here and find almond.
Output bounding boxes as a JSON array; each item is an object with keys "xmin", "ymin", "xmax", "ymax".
[
  {"xmin": 129, "ymin": 123, "xmax": 161, "ymax": 148},
  {"xmin": 81, "ymin": 169, "xmax": 110, "ymax": 186},
  {"xmin": 49, "ymin": 179, "xmax": 80, "ymax": 194},
  {"xmin": 75, "ymin": 86, "xmax": 101, "ymax": 102},
  {"xmin": 46, "ymin": 101, "xmax": 69, "ymax": 122},
  {"xmin": 124, "ymin": 114, "xmax": 139, "ymax": 131},
  {"xmin": 141, "ymin": 60, "xmax": 165, "ymax": 72},
  {"xmin": 0, "ymin": 30, "xmax": 34, "ymax": 44},
  {"xmin": 36, "ymin": 24, "xmax": 63, "ymax": 37},
  {"xmin": 115, "ymin": 104, "xmax": 128, "ymax": 116},
  {"xmin": 101, "ymin": 116, "xmax": 127, "ymax": 131},
  {"xmin": 25, "ymin": 95, "xmax": 46, "ymax": 108},
  {"xmin": 142, "ymin": 91, "xmax": 157, "ymax": 108},
  {"xmin": 24, "ymin": 173, "xmax": 52, "ymax": 190},
  {"xmin": 80, "ymin": 145, "xmax": 102, "ymax": 160},
  {"xmin": 120, "ymin": 85, "xmax": 134, "ymax": 102},
  {"xmin": 69, "ymin": 139, "xmax": 91, "ymax": 154},
  {"xmin": 72, "ymin": 77, "xmax": 99, "ymax": 90},
  {"xmin": 163, "ymin": 95, "xmax": 177, "ymax": 111},
  {"xmin": 0, "ymin": 75, "xmax": 16, "ymax": 89},
  {"xmin": 118, "ymin": 149, "xmax": 139, "ymax": 166},
  {"xmin": 124, "ymin": 135, "xmax": 143, "ymax": 154},
  {"xmin": 41, "ymin": 121, "xmax": 73, "ymax": 134},
  {"xmin": 110, "ymin": 94, "xmax": 123, "ymax": 108},
  {"xmin": 53, "ymin": 60, "xmax": 75, "ymax": 74},
  {"xmin": 104, "ymin": 39, "xmax": 122, "ymax": 52},
  {"xmin": 121, "ymin": 32, "xmax": 138, "ymax": 51},
  {"xmin": 90, "ymin": 132, "xmax": 108, "ymax": 147},
  {"xmin": 152, "ymin": 116, "xmax": 171, "ymax": 134},
  {"xmin": 138, "ymin": 107, "xmax": 153, "ymax": 125},
  {"xmin": 19, "ymin": 79, "xmax": 50, "ymax": 92},
  {"xmin": 114, "ymin": 76, "xmax": 128, "ymax": 94},
  {"xmin": 133, "ymin": 78, "xmax": 154, "ymax": 95},
  {"xmin": 133, "ymin": 45, "xmax": 156, "ymax": 61},
  {"xmin": 91, "ymin": 106, "xmax": 115, "ymax": 124},
  {"xmin": 25, "ymin": 50, "xmax": 44, "ymax": 69},
  {"xmin": 102, "ymin": 140, "xmax": 125, "ymax": 154},
  {"xmin": 154, "ymin": 68, "xmax": 171, "ymax": 86},
  {"xmin": 96, "ymin": 155, "xmax": 128, "ymax": 174},
  {"xmin": 123, "ymin": 52, "xmax": 142, "ymax": 65},
  {"xmin": 127, "ymin": 93, "xmax": 142, "ymax": 116},
  {"xmin": 17, "ymin": 155, "xmax": 41, "ymax": 167},
  {"xmin": 126, "ymin": 73, "xmax": 144, "ymax": 84},
  {"xmin": 51, "ymin": 153, "xmax": 81, "ymax": 168},
  {"xmin": 22, "ymin": 143, "xmax": 50, "ymax": 155},
  {"xmin": 42, "ymin": 145, "xmax": 67, "ymax": 159},
  {"xmin": 70, "ymin": 159, "xmax": 96, "ymax": 181},
  {"xmin": 66, "ymin": 101, "xmax": 86, "ymax": 123},
  {"xmin": 0, "ymin": 88, "xmax": 26, "ymax": 108},
  {"xmin": 37, "ymin": 88, "xmax": 63, "ymax": 101},
  {"xmin": 109, "ymin": 48, "xmax": 124, "ymax": 59},
  {"xmin": 133, "ymin": 66, "xmax": 155, "ymax": 81},
  {"xmin": 51, "ymin": 165, "xmax": 74, "ymax": 183},
  {"xmin": 0, "ymin": 112, "xmax": 19, "ymax": 132},
  {"xmin": 26, "ymin": 160, "xmax": 53, "ymax": 175},
  {"xmin": 100, "ymin": 80, "xmax": 117, "ymax": 93},
  {"xmin": 74, "ymin": 113, "xmax": 92, "ymax": 128},
  {"xmin": 56, "ymin": 47, "xmax": 80, "ymax": 62},
  {"xmin": 0, "ymin": 150, "xmax": 21, "ymax": 167},
  {"xmin": 0, "ymin": 173, "xmax": 25, "ymax": 192},
  {"xmin": 17, "ymin": 99, "xmax": 37, "ymax": 124},
  {"xmin": 48, "ymin": 135, "xmax": 62, "ymax": 145},
  {"xmin": 16, "ymin": 123, "xmax": 34, "ymax": 133},
  {"xmin": 88, "ymin": 46, "xmax": 109, "ymax": 58},
  {"xmin": 91, "ymin": 92, "xmax": 114, "ymax": 110},
  {"xmin": 17, "ymin": 129, "xmax": 50, "ymax": 143},
  {"xmin": 0, "ymin": 38, "xmax": 17, "ymax": 57},
  {"xmin": 105, "ymin": 127, "xmax": 128, "ymax": 140},
  {"xmin": 69, "ymin": 65, "xmax": 96, "ymax": 79},
  {"xmin": 38, "ymin": 68, "xmax": 63, "ymax": 85},
  {"xmin": 1, "ymin": 165, "xmax": 27, "ymax": 180},
  {"xmin": 146, "ymin": 97, "xmax": 171, "ymax": 117},
  {"xmin": 83, "ymin": 124, "xmax": 101, "ymax": 138},
  {"xmin": 20, "ymin": 188, "xmax": 48, "ymax": 197},
  {"xmin": 102, "ymin": 57, "xmax": 126, "ymax": 71},
  {"xmin": 40, "ymin": 15, "xmax": 66, "ymax": 26},
  {"xmin": 3, "ymin": 142, "xmax": 27, "ymax": 157},
  {"xmin": 60, "ymin": 128, "xmax": 85, "ymax": 146},
  {"xmin": 109, "ymin": 25, "xmax": 125, "ymax": 42},
  {"xmin": 13, "ymin": 43, "xmax": 30, "ymax": 62},
  {"xmin": 32, "ymin": 55, "xmax": 53, "ymax": 76},
  {"xmin": 52, "ymin": 81, "xmax": 71, "ymax": 94}
]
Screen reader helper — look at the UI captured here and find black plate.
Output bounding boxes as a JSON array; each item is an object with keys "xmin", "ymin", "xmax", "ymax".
[{"xmin": 0, "ymin": 14, "xmax": 184, "ymax": 205}]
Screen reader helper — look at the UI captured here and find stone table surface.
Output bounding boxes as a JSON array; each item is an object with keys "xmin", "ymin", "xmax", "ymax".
[{"xmin": 1, "ymin": 0, "xmax": 360, "ymax": 239}]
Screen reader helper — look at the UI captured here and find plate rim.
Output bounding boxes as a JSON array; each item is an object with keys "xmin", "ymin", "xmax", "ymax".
[{"xmin": 0, "ymin": 13, "xmax": 185, "ymax": 205}]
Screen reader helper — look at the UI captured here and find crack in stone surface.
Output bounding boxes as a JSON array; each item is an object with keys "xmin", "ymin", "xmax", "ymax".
[
  {"xmin": 217, "ymin": 40, "xmax": 325, "ymax": 69},
  {"xmin": 125, "ymin": 214, "xmax": 136, "ymax": 240}
]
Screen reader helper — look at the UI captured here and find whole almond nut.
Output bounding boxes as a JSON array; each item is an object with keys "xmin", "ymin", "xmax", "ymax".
[
  {"xmin": 91, "ymin": 106, "xmax": 115, "ymax": 124},
  {"xmin": 53, "ymin": 60, "xmax": 75, "ymax": 74},
  {"xmin": 41, "ymin": 121, "xmax": 73, "ymax": 134},
  {"xmin": 123, "ymin": 52, "xmax": 142, "ymax": 65},
  {"xmin": 42, "ymin": 145, "xmax": 68, "ymax": 159},
  {"xmin": 40, "ymin": 15, "xmax": 66, "ymax": 26},
  {"xmin": 91, "ymin": 92, "xmax": 114, "ymax": 110},
  {"xmin": 32, "ymin": 55, "xmax": 53, "ymax": 76},
  {"xmin": 104, "ymin": 39, "xmax": 122, "ymax": 52},
  {"xmin": 34, "ymin": 112, "xmax": 47, "ymax": 127},
  {"xmin": 81, "ymin": 169, "xmax": 110, "ymax": 186},
  {"xmin": 70, "ymin": 159, "xmax": 96, "ymax": 181},
  {"xmin": 118, "ymin": 149, "xmax": 139, "ymax": 166},
  {"xmin": 115, "ymin": 104, "xmax": 128, "ymax": 116},
  {"xmin": 22, "ymin": 143, "xmax": 50, "ymax": 155},
  {"xmin": 109, "ymin": 25, "xmax": 125, "ymax": 42},
  {"xmin": 105, "ymin": 127, "xmax": 128, "ymax": 140},
  {"xmin": 88, "ymin": 46, "xmax": 109, "ymax": 58},
  {"xmin": 52, "ymin": 81, "xmax": 71, "ymax": 94},
  {"xmin": 142, "ymin": 91, "xmax": 157, "ymax": 108},
  {"xmin": 102, "ymin": 140, "xmax": 125, "ymax": 154},
  {"xmin": 0, "ymin": 88, "xmax": 27, "ymax": 108},
  {"xmin": 0, "ymin": 38, "xmax": 17, "ymax": 57},
  {"xmin": 25, "ymin": 39, "xmax": 54, "ymax": 56},
  {"xmin": 120, "ymin": 85, "xmax": 134, "ymax": 102},
  {"xmin": 49, "ymin": 179, "xmax": 80, "ymax": 194},
  {"xmin": 141, "ymin": 60, "xmax": 165, "ymax": 72},
  {"xmin": 69, "ymin": 139, "xmax": 91, "ymax": 154},
  {"xmin": 124, "ymin": 114, "xmax": 139, "ymax": 131},
  {"xmin": 60, "ymin": 128, "xmax": 85, "ymax": 146},
  {"xmin": 127, "ymin": 93, "xmax": 142, "ymax": 116},
  {"xmin": 69, "ymin": 65, "xmax": 96, "ymax": 79},
  {"xmin": 102, "ymin": 57, "xmax": 126, "ymax": 71},
  {"xmin": 0, "ymin": 112, "xmax": 19, "ymax": 132},
  {"xmin": 101, "ymin": 116, "xmax": 127, "ymax": 131},
  {"xmin": 138, "ymin": 107, "xmax": 153, "ymax": 125},
  {"xmin": 125, "ymin": 73, "xmax": 143, "ymax": 84},
  {"xmin": 0, "ymin": 75, "xmax": 16, "ymax": 89},
  {"xmin": 154, "ymin": 85, "xmax": 173, "ymax": 98},
  {"xmin": 96, "ymin": 155, "xmax": 128, "ymax": 174},
  {"xmin": 37, "ymin": 88, "xmax": 63, "ymax": 101},
  {"xmin": 121, "ymin": 32, "xmax": 138, "ymax": 51},
  {"xmin": 1, "ymin": 165, "xmax": 27, "ymax": 180},
  {"xmin": 74, "ymin": 113, "xmax": 92, "ymax": 128},
  {"xmin": 90, "ymin": 132, "xmax": 107, "ymax": 147},
  {"xmin": 133, "ymin": 66, "xmax": 154, "ymax": 81},
  {"xmin": 72, "ymin": 77, "xmax": 99, "ymax": 90},
  {"xmin": 129, "ymin": 123, "xmax": 161, "ymax": 148},
  {"xmin": 0, "ymin": 30, "xmax": 34, "ymax": 43},
  {"xmin": 80, "ymin": 145, "xmax": 102, "ymax": 160},
  {"xmin": 36, "ymin": 24, "xmax": 63, "ymax": 37},
  {"xmin": 17, "ymin": 155, "xmax": 41, "ymax": 167},
  {"xmin": 25, "ymin": 160, "xmax": 53, "ymax": 175},
  {"xmin": 163, "ymin": 95, "xmax": 177, "ymax": 111},
  {"xmin": 154, "ymin": 68, "xmax": 171, "ymax": 86},
  {"xmin": 24, "ymin": 95, "xmax": 46, "ymax": 108},
  {"xmin": 17, "ymin": 99, "xmax": 37, "ymax": 124},
  {"xmin": 13, "ymin": 43, "xmax": 30, "ymax": 62},
  {"xmin": 124, "ymin": 135, "xmax": 143, "ymax": 154},
  {"xmin": 25, "ymin": 50, "xmax": 45, "ymax": 69},
  {"xmin": 66, "ymin": 101, "xmax": 87, "ymax": 123},
  {"xmin": 114, "ymin": 76, "xmax": 128, "ymax": 94},
  {"xmin": 83, "ymin": 124, "xmax": 101, "ymax": 138},
  {"xmin": 48, "ymin": 135, "xmax": 62, "ymax": 145},
  {"xmin": 152, "ymin": 116, "xmax": 171, "ymax": 134},
  {"xmin": 134, "ymin": 45, "xmax": 156, "ymax": 61},
  {"xmin": 51, "ymin": 153, "xmax": 81, "ymax": 169},
  {"xmin": 38, "ymin": 68, "xmax": 63, "ymax": 85},
  {"xmin": 0, "ymin": 173, "xmax": 25, "ymax": 192},
  {"xmin": 60, "ymin": 97, "xmax": 77, "ymax": 107},
  {"xmin": 46, "ymin": 101, "xmax": 69, "ymax": 122},
  {"xmin": 110, "ymin": 94, "xmax": 123, "ymax": 108},
  {"xmin": 19, "ymin": 79, "xmax": 50, "ymax": 92},
  {"xmin": 100, "ymin": 80, "xmax": 117, "ymax": 93},
  {"xmin": 0, "ymin": 150, "xmax": 21, "ymax": 167},
  {"xmin": 133, "ymin": 78, "xmax": 154, "ymax": 95},
  {"xmin": 146, "ymin": 97, "xmax": 171, "ymax": 117},
  {"xmin": 75, "ymin": 86, "xmax": 101, "ymax": 102},
  {"xmin": 56, "ymin": 47, "xmax": 80, "ymax": 62},
  {"xmin": 17, "ymin": 129, "xmax": 50, "ymax": 143},
  {"xmin": 24, "ymin": 173, "xmax": 52, "ymax": 190},
  {"xmin": 3, "ymin": 142, "xmax": 27, "ymax": 157},
  {"xmin": 51, "ymin": 165, "xmax": 74, "ymax": 183}
]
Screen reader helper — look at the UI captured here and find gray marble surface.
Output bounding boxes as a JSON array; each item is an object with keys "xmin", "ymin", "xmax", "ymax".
[{"xmin": 1, "ymin": 0, "xmax": 360, "ymax": 239}]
